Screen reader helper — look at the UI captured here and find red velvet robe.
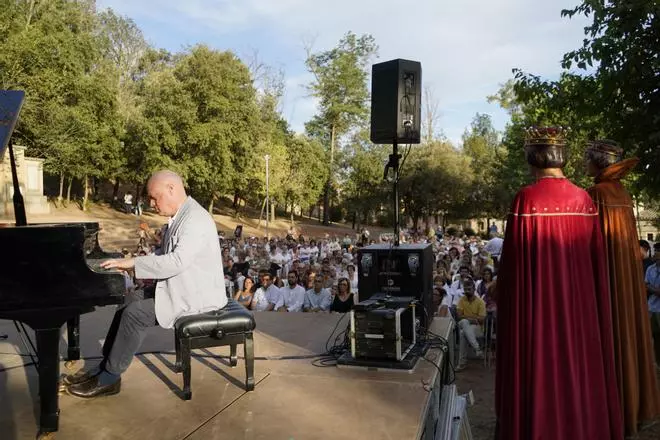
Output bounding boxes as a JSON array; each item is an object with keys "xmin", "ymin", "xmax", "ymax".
[{"xmin": 495, "ymin": 177, "xmax": 623, "ymax": 440}]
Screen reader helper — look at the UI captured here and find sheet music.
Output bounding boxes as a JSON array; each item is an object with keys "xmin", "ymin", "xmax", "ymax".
[{"xmin": 0, "ymin": 90, "xmax": 25, "ymax": 157}]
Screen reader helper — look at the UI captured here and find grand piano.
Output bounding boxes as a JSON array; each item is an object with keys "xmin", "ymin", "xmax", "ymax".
[{"xmin": 0, "ymin": 90, "xmax": 125, "ymax": 438}]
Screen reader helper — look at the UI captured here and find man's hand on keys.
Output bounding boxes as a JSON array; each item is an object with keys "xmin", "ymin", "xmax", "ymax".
[{"xmin": 101, "ymin": 258, "xmax": 136, "ymax": 271}]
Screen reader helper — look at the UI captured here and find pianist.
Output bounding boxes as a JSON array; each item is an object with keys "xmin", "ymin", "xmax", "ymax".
[{"xmin": 65, "ymin": 170, "xmax": 228, "ymax": 399}]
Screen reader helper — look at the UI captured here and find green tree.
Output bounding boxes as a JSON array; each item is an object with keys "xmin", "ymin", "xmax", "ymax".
[
  {"xmin": 0, "ymin": 0, "xmax": 123, "ymax": 207},
  {"xmin": 399, "ymin": 142, "xmax": 473, "ymax": 230},
  {"xmin": 122, "ymin": 48, "xmax": 180, "ymax": 189},
  {"xmin": 97, "ymin": 7, "xmax": 149, "ymax": 198},
  {"xmin": 173, "ymin": 45, "xmax": 261, "ymax": 212},
  {"xmin": 242, "ymin": 58, "xmax": 289, "ymax": 221},
  {"xmin": 305, "ymin": 32, "xmax": 378, "ymax": 224},
  {"xmin": 342, "ymin": 129, "xmax": 389, "ymax": 229},
  {"xmin": 511, "ymin": 0, "xmax": 659, "ymax": 195},
  {"xmin": 281, "ymin": 133, "xmax": 328, "ymax": 223},
  {"xmin": 461, "ymin": 113, "xmax": 508, "ymax": 221}
]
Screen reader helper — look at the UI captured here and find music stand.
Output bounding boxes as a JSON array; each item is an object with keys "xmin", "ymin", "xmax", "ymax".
[{"xmin": 1, "ymin": 90, "xmax": 39, "ymax": 367}]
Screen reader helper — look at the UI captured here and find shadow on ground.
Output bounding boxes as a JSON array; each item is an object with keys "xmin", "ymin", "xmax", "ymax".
[{"xmin": 455, "ymin": 364, "xmax": 660, "ymax": 440}]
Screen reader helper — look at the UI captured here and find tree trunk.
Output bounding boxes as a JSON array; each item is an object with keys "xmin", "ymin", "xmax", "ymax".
[
  {"xmin": 308, "ymin": 205, "xmax": 314, "ymax": 219},
  {"xmin": 232, "ymin": 190, "xmax": 240, "ymax": 209},
  {"xmin": 112, "ymin": 178, "xmax": 120, "ymax": 201},
  {"xmin": 352, "ymin": 212, "xmax": 357, "ymax": 230},
  {"xmin": 58, "ymin": 172, "xmax": 64, "ymax": 204},
  {"xmin": 208, "ymin": 196, "xmax": 214, "ymax": 214},
  {"xmin": 322, "ymin": 124, "xmax": 336, "ymax": 225},
  {"xmin": 66, "ymin": 177, "xmax": 73, "ymax": 203},
  {"xmin": 270, "ymin": 202, "xmax": 276, "ymax": 224},
  {"xmin": 82, "ymin": 175, "xmax": 89, "ymax": 211},
  {"xmin": 258, "ymin": 197, "xmax": 267, "ymax": 228},
  {"xmin": 322, "ymin": 183, "xmax": 331, "ymax": 225},
  {"xmin": 234, "ymin": 196, "xmax": 242, "ymax": 217},
  {"xmin": 92, "ymin": 177, "xmax": 99, "ymax": 199},
  {"xmin": 25, "ymin": 0, "xmax": 36, "ymax": 29},
  {"xmin": 135, "ymin": 183, "xmax": 140, "ymax": 198},
  {"xmin": 317, "ymin": 201, "xmax": 322, "ymax": 223}
]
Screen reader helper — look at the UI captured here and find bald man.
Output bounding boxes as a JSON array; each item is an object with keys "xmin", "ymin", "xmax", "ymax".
[{"xmin": 65, "ymin": 170, "xmax": 228, "ymax": 399}]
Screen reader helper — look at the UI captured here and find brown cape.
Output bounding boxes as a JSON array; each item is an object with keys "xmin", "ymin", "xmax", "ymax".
[{"xmin": 588, "ymin": 158, "xmax": 660, "ymax": 435}]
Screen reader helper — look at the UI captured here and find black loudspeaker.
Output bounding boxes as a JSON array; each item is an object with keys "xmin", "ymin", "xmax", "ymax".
[
  {"xmin": 370, "ymin": 59, "xmax": 422, "ymax": 145},
  {"xmin": 357, "ymin": 244, "xmax": 433, "ymax": 327}
]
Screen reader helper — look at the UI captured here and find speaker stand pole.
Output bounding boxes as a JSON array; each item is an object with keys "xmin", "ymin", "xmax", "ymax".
[{"xmin": 392, "ymin": 141, "xmax": 400, "ymax": 247}]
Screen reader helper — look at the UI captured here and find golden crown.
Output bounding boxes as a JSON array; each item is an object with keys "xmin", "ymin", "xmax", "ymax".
[
  {"xmin": 586, "ymin": 139, "xmax": 623, "ymax": 156},
  {"xmin": 524, "ymin": 126, "xmax": 569, "ymax": 147}
]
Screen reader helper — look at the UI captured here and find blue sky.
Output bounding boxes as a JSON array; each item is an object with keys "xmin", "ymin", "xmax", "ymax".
[{"xmin": 96, "ymin": 0, "xmax": 590, "ymax": 146}]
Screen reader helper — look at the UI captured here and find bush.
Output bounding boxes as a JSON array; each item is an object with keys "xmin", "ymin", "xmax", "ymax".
[
  {"xmin": 464, "ymin": 227, "xmax": 476, "ymax": 237},
  {"xmin": 376, "ymin": 212, "xmax": 392, "ymax": 227},
  {"xmin": 446, "ymin": 226, "xmax": 458, "ymax": 237},
  {"xmin": 330, "ymin": 206, "xmax": 344, "ymax": 223}
]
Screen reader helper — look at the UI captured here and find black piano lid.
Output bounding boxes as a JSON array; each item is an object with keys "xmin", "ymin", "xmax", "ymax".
[{"xmin": 0, "ymin": 90, "xmax": 25, "ymax": 157}]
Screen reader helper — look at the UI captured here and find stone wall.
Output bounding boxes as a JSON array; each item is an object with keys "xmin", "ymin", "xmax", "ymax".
[{"xmin": 0, "ymin": 145, "xmax": 50, "ymax": 215}]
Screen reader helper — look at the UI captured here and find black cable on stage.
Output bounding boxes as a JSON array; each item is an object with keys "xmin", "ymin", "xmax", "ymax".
[{"xmin": 312, "ymin": 314, "xmax": 350, "ymax": 367}]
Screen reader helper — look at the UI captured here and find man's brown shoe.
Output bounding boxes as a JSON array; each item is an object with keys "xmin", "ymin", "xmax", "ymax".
[
  {"xmin": 67, "ymin": 375, "xmax": 121, "ymax": 399},
  {"xmin": 62, "ymin": 368, "xmax": 101, "ymax": 386}
]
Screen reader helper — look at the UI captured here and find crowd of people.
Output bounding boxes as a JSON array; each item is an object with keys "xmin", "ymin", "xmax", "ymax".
[
  {"xmin": 120, "ymin": 197, "xmax": 659, "ymax": 385},
  {"xmin": 124, "ymin": 218, "xmax": 505, "ymax": 371}
]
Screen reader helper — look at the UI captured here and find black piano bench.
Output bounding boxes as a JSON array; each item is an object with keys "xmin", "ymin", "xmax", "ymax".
[{"xmin": 173, "ymin": 300, "xmax": 256, "ymax": 400}]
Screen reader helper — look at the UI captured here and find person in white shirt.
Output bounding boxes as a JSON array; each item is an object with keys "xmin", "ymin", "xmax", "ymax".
[
  {"xmin": 299, "ymin": 244, "xmax": 311, "ymax": 263},
  {"xmin": 123, "ymin": 192, "xmax": 133, "ymax": 214},
  {"xmin": 432, "ymin": 287, "xmax": 452, "ymax": 317},
  {"xmin": 308, "ymin": 240, "xmax": 319, "ymax": 263},
  {"xmin": 484, "ymin": 234, "xmax": 504, "ymax": 263},
  {"xmin": 328, "ymin": 239, "xmax": 341, "ymax": 254},
  {"xmin": 251, "ymin": 272, "xmax": 282, "ymax": 311},
  {"xmin": 304, "ymin": 278, "xmax": 332, "ymax": 312},
  {"xmin": 346, "ymin": 264, "xmax": 358, "ymax": 297},
  {"xmin": 449, "ymin": 266, "xmax": 472, "ymax": 305},
  {"xmin": 269, "ymin": 247, "xmax": 285, "ymax": 266},
  {"xmin": 276, "ymin": 271, "xmax": 306, "ymax": 312}
]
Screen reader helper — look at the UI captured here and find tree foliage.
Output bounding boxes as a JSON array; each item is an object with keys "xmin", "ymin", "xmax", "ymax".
[
  {"xmin": 461, "ymin": 114, "xmax": 509, "ymax": 219},
  {"xmin": 0, "ymin": 2, "xmax": 329, "ymax": 216},
  {"xmin": 509, "ymin": 0, "xmax": 659, "ymax": 196},
  {"xmin": 399, "ymin": 141, "xmax": 474, "ymax": 229},
  {"xmin": 305, "ymin": 32, "xmax": 378, "ymax": 224}
]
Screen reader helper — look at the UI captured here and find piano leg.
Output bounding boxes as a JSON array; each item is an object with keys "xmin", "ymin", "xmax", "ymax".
[
  {"xmin": 35, "ymin": 328, "xmax": 61, "ymax": 435},
  {"xmin": 66, "ymin": 316, "xmax": 81, "ymax": 362}
]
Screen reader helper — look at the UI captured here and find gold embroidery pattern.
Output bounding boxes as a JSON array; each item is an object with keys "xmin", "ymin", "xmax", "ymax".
[{"xmin": 509, "ymin": 212, "xmax": 598, "ymax": 217}]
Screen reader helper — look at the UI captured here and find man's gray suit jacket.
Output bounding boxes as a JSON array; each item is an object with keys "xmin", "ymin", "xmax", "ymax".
[{"xmin": 135, "ymin": 196, "xmax": 227, "ymax": 328}]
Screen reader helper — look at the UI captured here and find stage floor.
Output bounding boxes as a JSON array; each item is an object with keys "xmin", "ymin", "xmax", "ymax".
[{"xmin": 0, "ymin": 309, "xmax": 451, "ymax": 440}]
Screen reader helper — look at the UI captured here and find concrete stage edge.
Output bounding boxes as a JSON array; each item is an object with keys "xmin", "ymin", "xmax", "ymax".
[{"xmin": 0, "ymin": 309, "xmax": 453, "ymax": 440}]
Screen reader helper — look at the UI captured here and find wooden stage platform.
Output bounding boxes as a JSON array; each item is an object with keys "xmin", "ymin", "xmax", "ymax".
[{"xmin": 0, "ymin": 309, "xmax": 452, "ymax": 440}]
